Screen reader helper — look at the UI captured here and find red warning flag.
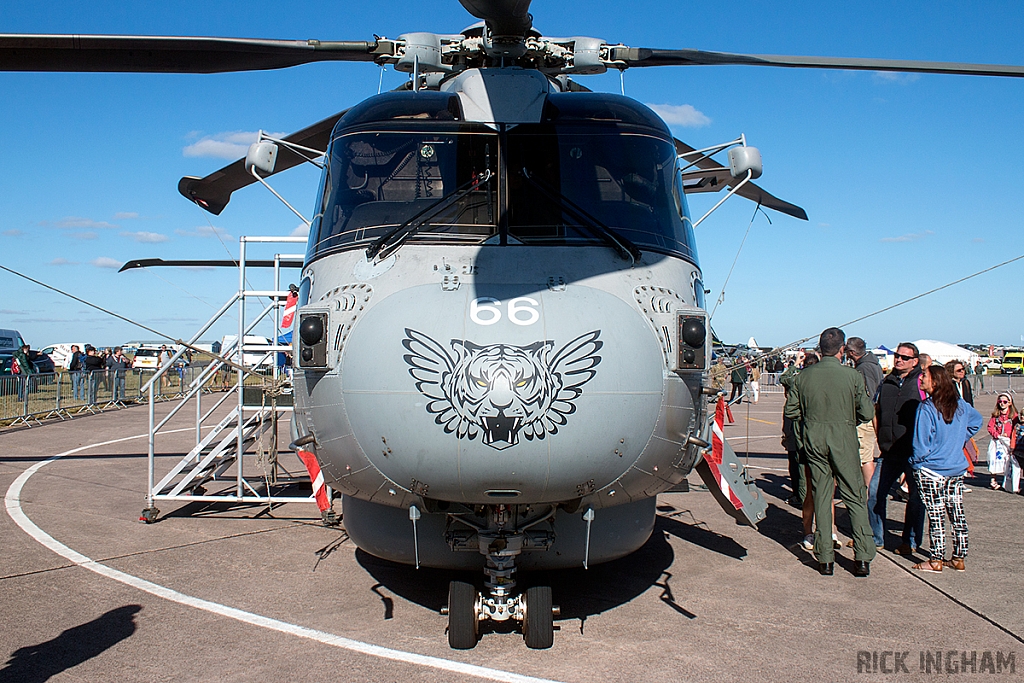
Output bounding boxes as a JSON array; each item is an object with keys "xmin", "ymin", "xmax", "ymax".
[
  {"xmin": 296, "ymin": 449, "xmax": 330, "ymax": 512},
  {"xmin": 709, "ymin": 397, "xmax": 744, "ymax": 509},
  {"xmin": 281, "ymin": 291, "xmax": 298, "ymax": 329}
]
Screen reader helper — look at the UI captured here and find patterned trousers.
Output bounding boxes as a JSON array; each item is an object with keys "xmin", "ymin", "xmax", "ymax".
[{"xmin": 914, "ymin": 470, "xmax": 968, "ymax": 561}]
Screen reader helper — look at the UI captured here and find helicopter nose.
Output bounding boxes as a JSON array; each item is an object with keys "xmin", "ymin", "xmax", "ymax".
[{"xmin": 335, "ymin": 281, "xmax": 666, "ymax": 504}]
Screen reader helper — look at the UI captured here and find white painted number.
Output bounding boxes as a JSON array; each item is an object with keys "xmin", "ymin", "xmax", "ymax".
[
  {"xmin": 469, "ymin": 297, "xmax": 502, "ymax": 326},
  {"xmin": 469, "ymin": 297, "xmax": 540, "ymax": 326},
  {"xmin": 507, "ymin": 297, "xmax": 540, "ymax": 326}
]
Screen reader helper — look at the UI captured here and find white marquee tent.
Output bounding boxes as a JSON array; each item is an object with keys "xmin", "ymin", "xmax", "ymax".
[{"xmin": 911, "ymin": 340, "xmax": 981, "ymax": 367}]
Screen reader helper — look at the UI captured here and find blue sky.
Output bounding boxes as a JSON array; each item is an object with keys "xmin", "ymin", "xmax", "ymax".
[{"xmin": 2, "ymin": 1, "xmax": 1023, "ymax": 351}]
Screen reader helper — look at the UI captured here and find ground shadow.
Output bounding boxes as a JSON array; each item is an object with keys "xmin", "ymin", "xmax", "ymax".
[
  {"xmin": 355, "ymin": 519, "xmax": 688, "ymax": 629},
  {"xmin": 758, "ymin": 472, "xmax": 796, "ymax": 502},
  {"xmin": 0, "ymin": 605, "xmax": 141, "ymax": 683},
  {"xmin": 159, "ymin": 481, "xmax": 322, "ymax": 521},
  {"xmin": 655, "ymin": 505, "xmax": 748, "ymax": 560}
]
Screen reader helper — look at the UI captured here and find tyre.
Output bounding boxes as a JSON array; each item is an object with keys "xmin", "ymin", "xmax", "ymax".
[
  {"xmin": 447, "ymin": 580, "xmax": 478, "ymax": 649},
  {"xmin": 523, "ymin": 586, "xmax": 553, "ymax": 649}
]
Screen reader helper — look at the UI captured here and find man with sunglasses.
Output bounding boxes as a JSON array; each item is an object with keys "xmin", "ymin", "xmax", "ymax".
[{"xmin": 869, "ymin": 342, "xmax": 926, "ymax": 554}]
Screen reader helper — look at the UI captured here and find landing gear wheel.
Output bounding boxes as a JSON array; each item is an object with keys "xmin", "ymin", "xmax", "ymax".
[
  {"xmin": 447, "ymin": 581, "xmax": 478, "ymax": 649},
  {"xmin": 523, "ymin": 586, "xmax": 554, "ymax": 649},
  {"xmin": 139, "ymin": 507, "xmax": 159, "ymax": 524}
]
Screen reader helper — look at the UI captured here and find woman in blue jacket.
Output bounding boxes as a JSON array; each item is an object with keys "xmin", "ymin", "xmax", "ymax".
[{"xmin": 911, "ymin": 364, "xmax": 983, "ymax": 572}]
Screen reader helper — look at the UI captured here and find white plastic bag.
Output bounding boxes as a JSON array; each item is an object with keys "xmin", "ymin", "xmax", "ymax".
[{"xmin": 988, "ymin": 436, "xmax": 1010, "ymax": 475}]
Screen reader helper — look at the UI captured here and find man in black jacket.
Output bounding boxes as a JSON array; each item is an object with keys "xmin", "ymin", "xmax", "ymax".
[
  {"xmin": 68, "ymin": 345, "xmax": 85, "ymax": 402},
  {"xmin": 868, "ymin": 342, "xmax": 925, "ymax": 553},
  {"xmin": 83, "ymin": 346, "xmax": 106, "ymax": 405}
]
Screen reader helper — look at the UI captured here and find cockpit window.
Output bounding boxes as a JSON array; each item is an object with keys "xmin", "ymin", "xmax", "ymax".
[
  {"xmin": 309, "ymin": 131, "xmax": 498, "ymax": 256},
  {"xmin": 507, "ymin": 127, "xmax": 697, "ymax": 262}
]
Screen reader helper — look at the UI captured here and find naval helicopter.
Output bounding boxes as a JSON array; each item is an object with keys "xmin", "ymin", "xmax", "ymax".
[{"xmin": 4, "ymin": 0, "xmax": 1024, "ymax": 651}]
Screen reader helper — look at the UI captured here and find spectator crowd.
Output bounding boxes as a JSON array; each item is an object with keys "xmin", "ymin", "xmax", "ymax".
[
  {"xmin": 773, "ymin": 329, "xmax": 1004, "ymax": 577},
  {"xmin": 8, "ymin": 343, "xmax": 184, "ymax": 407}
]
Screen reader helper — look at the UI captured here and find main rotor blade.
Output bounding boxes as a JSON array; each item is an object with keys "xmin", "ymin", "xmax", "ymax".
[
  {"xmin": 0, "ymin": 34, "xmax": 385, "ymax": 73},
  {"xmin": 119, "ymin": 258, "xmax": 303, "ymax": 272},
  {"xmin": 612, "ymin": 47, "xmax": 1024, "ymax": 78},
  {"xmin": 457, "ymin": 0, "xmax": 533, "ymax": 38},
  {"xmin": 179, "ymin": 109, "xmax": 348, "ymax": 215}
]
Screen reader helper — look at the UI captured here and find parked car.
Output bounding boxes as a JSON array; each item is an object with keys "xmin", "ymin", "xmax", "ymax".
[
  {"xmin": 0, "ymin": 351, "xmax": 55, "ymax": 375},
  {"xmin": 0, "ymin": 352, "xmax": 54, "ymax": 395},
  {"xmin": 1001, "ymin": 352, "xmax": 1024, "ymax": 374},
  {"xmin": 0, "ymin": 329, "xmax": 26, "ymax": 354},
  {"xmin": 131, "ymin": 346, "xmax": 165, "ymax": 370}
]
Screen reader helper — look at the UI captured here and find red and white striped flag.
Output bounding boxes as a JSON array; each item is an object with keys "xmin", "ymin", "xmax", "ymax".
[
  {"xmin": 281, "ymin": 290, "xmax": 298, "ymax": 329},
  {"xmin": 296, "ymin": 449, "xmax": 330, "ymax": 512},
  {"xmin": 708, "ymin": 396, "xmax": 744, "ymax": 510}
]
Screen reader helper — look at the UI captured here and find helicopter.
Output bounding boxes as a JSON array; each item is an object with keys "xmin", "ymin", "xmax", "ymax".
[{"xmin": 4, "ymin": 0, "xmax": 1024, "ymax": 651}]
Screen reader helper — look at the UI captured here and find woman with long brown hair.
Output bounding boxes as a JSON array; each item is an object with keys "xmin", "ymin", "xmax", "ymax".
[{"xmin": 909, "ymin": 364, "xmax": 983, "ymax": 572}]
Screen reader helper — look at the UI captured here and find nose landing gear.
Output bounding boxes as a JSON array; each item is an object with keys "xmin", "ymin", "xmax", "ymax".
[{"xmin": 441, "ymin": 530, "xmax": 559, "ymax": 649}]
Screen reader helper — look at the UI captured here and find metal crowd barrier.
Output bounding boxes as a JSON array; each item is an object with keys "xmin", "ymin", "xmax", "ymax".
[
  {"xmin": 0, "ymin": 365, "xmax": 232, "ymax": 426},
  {"xmin": 745, "ymin": 371, "xmax": 1024, "ymax": 399}
]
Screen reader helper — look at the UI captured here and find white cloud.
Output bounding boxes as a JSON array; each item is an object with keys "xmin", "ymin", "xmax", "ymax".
[
  {"xmin": 182, "ymin": 131, "xmax": 286, "ymax": 160},
  {"xmin": 175, "ymin": 225, "xmax": 233, "ymax": 240},
  {"xmin": 873, "ymin": 72, "xmax": 920, "ymax": 85},
  {"xmin": 183, "ymin": 131, "xmax": 258, "ymax": 159},
  {"xmin": 291, "ymin": 223, "xmax": 310, "ymax": 238},
  {"xmin": 880, "ymin": 230, "xmax": 934, "ymax": 243},
  {"xmin": 121, "ymin": 231, "xmax": 169, "ymax": 243},
  {"xmin": 645, "ymin": 103, "xmax": 712, "ymax": 128},
  {"xmin": 69, "ymin": 231, "xmax": 99, "ymax": 240},
  {"xmin": 49, "ymin": 257, "xmax": 78, "ymax": 266},
  {"xmin": 91, "ymin": 257, "xmax": 122, "ymax": 269},
  {"xmin": 2, "ymin": 229, "xmax": 24, "ymax": 237},
  {"xmin": 114, "ymin": 211, "xmax": 140, "ymax": 220},
  {"xmin": 41, "ymin": 216, "xmax": 118, "ymax": 230}
]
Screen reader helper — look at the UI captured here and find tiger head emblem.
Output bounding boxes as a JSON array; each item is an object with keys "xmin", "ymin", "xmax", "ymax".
[{"xmin": 403, "ymin": 329, "xmax": 602, "ymax": 450}]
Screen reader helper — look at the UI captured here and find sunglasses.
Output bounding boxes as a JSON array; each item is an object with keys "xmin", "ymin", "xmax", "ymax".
[
  {"xmin": 999, "ymin": 400, "xmax": 1010, "ymax": 405},
  {"xmin": 894, "ymin": 353, "xmax": 917, "ymax": 361}
]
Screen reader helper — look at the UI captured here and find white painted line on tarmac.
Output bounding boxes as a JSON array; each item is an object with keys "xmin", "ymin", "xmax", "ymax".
[{"xmin": 5, "ymin": 432, "xmax": 562, "ymax": 683}]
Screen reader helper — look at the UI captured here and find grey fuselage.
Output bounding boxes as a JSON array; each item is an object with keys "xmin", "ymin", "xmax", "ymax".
[{"xmin": 291, "ymin": 68, "xmax": 709, "ymax": 570}]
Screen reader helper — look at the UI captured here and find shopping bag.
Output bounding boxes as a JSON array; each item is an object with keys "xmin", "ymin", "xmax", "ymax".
[{"xmin": 988, "ymin": 437, "xmax": 1009, "ymax": 475}]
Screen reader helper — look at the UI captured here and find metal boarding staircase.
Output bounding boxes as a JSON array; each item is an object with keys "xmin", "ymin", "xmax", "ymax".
[{"xmin": 141, "ymin": 236, "xmax": 330, "ymax": 523}]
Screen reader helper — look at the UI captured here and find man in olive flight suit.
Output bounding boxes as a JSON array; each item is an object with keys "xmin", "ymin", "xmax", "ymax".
[{"xmin": 784, "ymin": 327, "xmax": 876, "ymax": 577}]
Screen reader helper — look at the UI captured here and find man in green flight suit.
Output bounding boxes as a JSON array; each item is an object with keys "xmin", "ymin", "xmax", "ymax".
[{"xmin": 784, "ymin": 327, "xmax": 875, "ymax": 577}]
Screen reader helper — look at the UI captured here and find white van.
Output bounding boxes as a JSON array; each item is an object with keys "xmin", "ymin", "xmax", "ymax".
[
  {"xmin": 39, "ymin": 343, "xmax": 88, "ymax": 368},
  {"xmin": 0, "ymin": 329, "xmax": 26, "ymax": 354}
]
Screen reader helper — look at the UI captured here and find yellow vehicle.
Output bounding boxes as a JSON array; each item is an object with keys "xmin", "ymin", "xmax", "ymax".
[{"xmin": 1001, "ymin": 352, "xmax": 1024, "ymax": 374}]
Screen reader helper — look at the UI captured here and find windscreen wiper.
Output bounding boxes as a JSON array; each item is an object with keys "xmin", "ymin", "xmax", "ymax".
[
  {"xmin": 366, "ymin": 169, "xmax": 493, "ymax": 261},
  {"xmin": 519, "ymin": 168, "xmax": 642, "ymax": 264}
]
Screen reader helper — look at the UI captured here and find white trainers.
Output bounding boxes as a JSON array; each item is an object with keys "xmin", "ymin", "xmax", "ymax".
[{"xmin": 802, "ymin": 534, "xmax": 814, "ymax": 551}]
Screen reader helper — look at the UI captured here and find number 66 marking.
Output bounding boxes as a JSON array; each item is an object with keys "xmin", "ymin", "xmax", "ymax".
[{"xmin": 470, "ymin": 297, "xmax": 540, "ymax": 326}]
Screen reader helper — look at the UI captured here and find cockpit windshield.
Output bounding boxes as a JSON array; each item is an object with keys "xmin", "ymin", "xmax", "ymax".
[
  {"xmin": 507, "ymin": 127, "xmax": 695, "ymax": 261},
  {"xmin": 309, "ymin": 130, "xmax": 498, "ymax": 256},
  {"xmin": 307, "ymin": 93, "xmax": 698, "ymax": 266}
]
